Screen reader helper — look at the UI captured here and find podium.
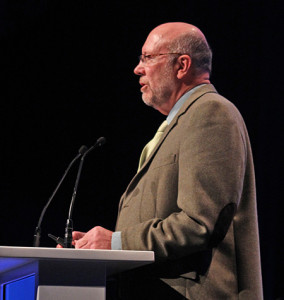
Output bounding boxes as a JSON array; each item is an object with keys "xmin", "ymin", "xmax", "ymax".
[{"xmin": 0, "ymin": 246, "xmax": 154, "ymax": 300}]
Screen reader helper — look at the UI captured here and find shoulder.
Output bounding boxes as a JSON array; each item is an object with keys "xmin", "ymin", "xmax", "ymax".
[{"xmin": 187, "ymin": 89, "xmax": 245, "ymax": 126}]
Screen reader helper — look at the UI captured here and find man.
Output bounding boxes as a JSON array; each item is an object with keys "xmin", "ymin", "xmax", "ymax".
[{"xmin": 72, "ymin": 22, "xmax": 263, "ymax": 299}]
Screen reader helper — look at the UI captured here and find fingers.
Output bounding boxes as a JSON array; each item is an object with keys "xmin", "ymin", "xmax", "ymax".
[
  {"xmin": 72, "ymin": 231, "xmax": 86, "ymax": 240},
  {"xmin": 74, "ymin": 226, "xmax": 113, "ymax": 250},
  {"xmin": 72, "ymin": 231, "xmax": 86, "ymax": 248},
  {"xmin": 75, "ymin": 238, "xmax": 88, "ymax": 249}
]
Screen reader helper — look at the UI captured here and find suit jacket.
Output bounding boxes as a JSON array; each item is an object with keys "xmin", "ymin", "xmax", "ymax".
[{"xmin": 115, "ymin": 84, "xmax": 263, "ymax": 299}]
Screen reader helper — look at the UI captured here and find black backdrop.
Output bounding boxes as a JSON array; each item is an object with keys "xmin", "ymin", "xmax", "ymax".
[{"xmin": 0, "ymin": 1, "xmax": 283, "ymax": 299}]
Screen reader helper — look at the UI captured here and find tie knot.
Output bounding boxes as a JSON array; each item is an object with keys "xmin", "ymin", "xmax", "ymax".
[
  {"xmin": 157, "ymin": 120, "xmax": 168, "ymax": 133},
  {"xmin": 137, "ymin": 120, "xmax": 168, "ymax": 172}
]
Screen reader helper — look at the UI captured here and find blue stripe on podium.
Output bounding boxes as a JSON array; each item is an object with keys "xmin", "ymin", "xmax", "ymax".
[{"xmin": 3, "ymin": 275, "xmax": 35, "ymax": 300}]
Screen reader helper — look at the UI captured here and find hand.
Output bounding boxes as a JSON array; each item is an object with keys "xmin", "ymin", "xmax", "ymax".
[
  {"xmin": 74, "ymin": 226, "xmax": 113, "ymax": 250},
  {"xmin": 72, "ymin": 231, "xmax": 86, "ymax": 243}
]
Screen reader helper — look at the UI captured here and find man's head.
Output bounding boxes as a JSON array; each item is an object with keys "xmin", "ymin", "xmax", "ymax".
[{"xmin": 134, "ymin": 22, "xmax": 212, "ymax": 115}]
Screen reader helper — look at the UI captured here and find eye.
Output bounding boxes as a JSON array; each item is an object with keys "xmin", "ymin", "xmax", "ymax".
[{"xmin": 144, "ymin": 54, "xmax": 152, "ymax": 62}]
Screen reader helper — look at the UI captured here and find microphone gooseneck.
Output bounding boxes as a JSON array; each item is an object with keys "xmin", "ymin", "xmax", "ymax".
[
  {"xmin": 64, "ymin": 137, "xmax": 106, "ymax": 248},
  {"xmin": 33, "ymin": 145, "xmax": 87, "ymax": 247}
]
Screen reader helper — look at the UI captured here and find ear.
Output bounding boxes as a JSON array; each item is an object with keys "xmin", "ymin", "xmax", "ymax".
[{"xmin": 176, "ymin": 55, "xmax": 192, "ymax": 79}]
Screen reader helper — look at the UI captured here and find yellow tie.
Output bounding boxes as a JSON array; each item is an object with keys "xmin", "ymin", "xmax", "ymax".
[{"xmin": 138, "ymin": 120, "xmax": 168, "ymax": 171}]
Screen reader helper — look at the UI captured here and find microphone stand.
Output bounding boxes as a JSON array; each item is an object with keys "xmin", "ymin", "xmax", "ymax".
[
  {"xmin": 64, "ymin": 137, "xmax": 106, "ymax": 248},
  {"xmin": 33, "ymin": 145, "xmax": 87, "ymax": 247}
]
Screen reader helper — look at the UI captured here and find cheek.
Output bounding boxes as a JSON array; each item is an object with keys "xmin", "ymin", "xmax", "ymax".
[
  {"xmin": 146, "ymin": 72, "xmax": 159, "ymax": 90},
  {"xmin": 146, "ymin": 64, "xmax": 168, "ymax": 85}
]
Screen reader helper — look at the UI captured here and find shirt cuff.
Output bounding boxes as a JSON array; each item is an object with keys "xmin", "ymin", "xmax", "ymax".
[{"xmin": 111, "ymin": 231, "xmax": 122, "ymax": 250}]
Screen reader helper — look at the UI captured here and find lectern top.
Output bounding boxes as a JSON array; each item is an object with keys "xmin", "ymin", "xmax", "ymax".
[{"xmin": 0, "ymin": 246, "xmax": 154, "ymax": 275}]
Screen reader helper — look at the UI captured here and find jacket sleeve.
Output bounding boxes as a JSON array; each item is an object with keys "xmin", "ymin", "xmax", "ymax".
[{"xmin": 120, "ymin": 97, "xmax": 247, "ymax": 260}]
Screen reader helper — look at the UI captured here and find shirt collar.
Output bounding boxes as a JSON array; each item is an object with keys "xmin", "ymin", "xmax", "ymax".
[{"xmin": 166, "ymin": 84, "xmax": 206, "ymax": 125}]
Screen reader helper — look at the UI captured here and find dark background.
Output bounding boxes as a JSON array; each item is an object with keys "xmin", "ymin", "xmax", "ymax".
[{"xmin": 0, "ymin": 1, "xmax": 283, "ymax": 299}]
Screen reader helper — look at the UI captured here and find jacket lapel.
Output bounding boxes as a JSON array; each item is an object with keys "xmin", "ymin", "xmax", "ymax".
[{"xmin": 138, "ymin": 84, "xmax": 218, "ymax": 173}]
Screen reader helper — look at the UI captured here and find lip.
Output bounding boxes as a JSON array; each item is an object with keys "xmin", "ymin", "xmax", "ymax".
[
  {"xmin": 140, "ymin": 84, "xmax": 148, "ymax": 92},
  {"xmin": 139, "ymin": 80, "xmax": 147, "ymax": 88}
]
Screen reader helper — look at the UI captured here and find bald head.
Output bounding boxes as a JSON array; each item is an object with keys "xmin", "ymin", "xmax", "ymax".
[
  {"xmin": 149, "ymin": 22, "xmax": 206, "ymax": 42},
  {"xmin": 145, "ymin": 22, "xmax": 212, "ymax": 75}
]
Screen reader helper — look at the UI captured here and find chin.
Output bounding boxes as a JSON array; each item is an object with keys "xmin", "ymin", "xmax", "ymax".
[{"xmin": 142, "ymin": 95, "xmax": 153, "ymax": 107}]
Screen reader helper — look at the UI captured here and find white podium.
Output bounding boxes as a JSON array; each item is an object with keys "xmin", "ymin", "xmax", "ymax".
[{"xmin": 0, "ymin": 246, "xmax": 154, "ymax": 300}]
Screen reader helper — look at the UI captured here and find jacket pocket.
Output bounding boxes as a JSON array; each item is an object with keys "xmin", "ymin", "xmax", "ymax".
[{"xmin": 151, "ymin": 153, "xmax": 177, "ymax": 169}]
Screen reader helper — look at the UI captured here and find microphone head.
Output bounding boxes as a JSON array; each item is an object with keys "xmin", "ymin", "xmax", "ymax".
[
  {"xmin": 96, "ymin": 137, "xmax": 106, "ymax": 147},
  {"xmin": 81, "ymin": 137, "xmax": 106, "ymax": 158},
  {"xmin": 79, "ymin": 145, "xmax": 88, "ymax": 155}
]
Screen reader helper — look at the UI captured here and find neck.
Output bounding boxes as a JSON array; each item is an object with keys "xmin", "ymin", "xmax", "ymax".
[{"xmin": 157, "ymin": 74, "xmax": 210, "ymax": 115}]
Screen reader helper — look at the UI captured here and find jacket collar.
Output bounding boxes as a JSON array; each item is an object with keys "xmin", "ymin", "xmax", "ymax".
[{"xmin": 138, "ymin": 84, "xmax": 218, "ymax": 173}]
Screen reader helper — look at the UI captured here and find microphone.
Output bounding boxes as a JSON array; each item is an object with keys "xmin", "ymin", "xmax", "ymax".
[
  {"xmin": 64, "ymin": 137, "xmax": 106, "ymax": 248},
  {"xmin": 33, "ymin": 145, "xmax": 88, "ymax": 247}
]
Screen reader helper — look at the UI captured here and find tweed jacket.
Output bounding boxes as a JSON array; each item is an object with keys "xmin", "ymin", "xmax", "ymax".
[{"xmin": 115, "ymin": 84, "xmax": 263, "ymax": 299}]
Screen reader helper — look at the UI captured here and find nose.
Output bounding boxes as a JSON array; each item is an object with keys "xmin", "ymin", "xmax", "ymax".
[{"xmin": 134, "ymin": 60, "xmax": 145, "ymax": 76}]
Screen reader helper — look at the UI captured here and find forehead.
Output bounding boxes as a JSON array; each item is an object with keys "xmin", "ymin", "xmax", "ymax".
[{"xmin": 141, "ymin": 33, "xmax": 168, "ymax": 54}]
